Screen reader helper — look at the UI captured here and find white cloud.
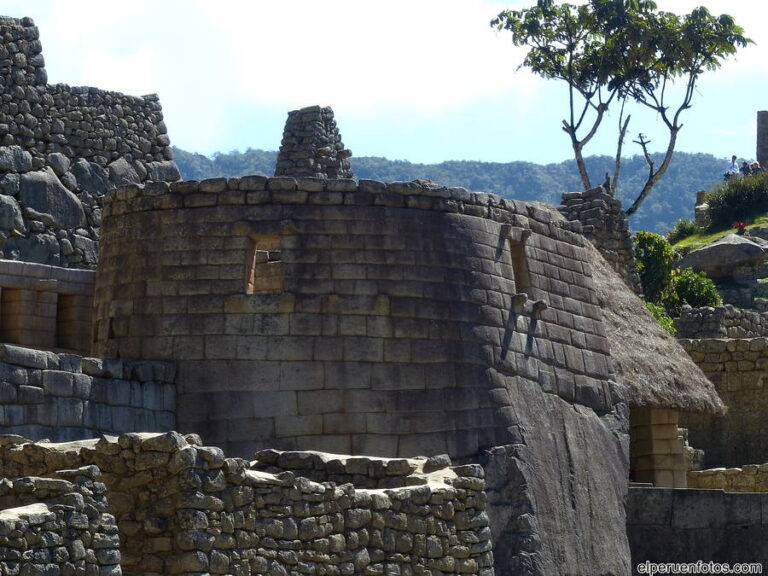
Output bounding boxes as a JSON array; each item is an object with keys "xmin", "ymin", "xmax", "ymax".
[{"xmin": 1, "ymin": 0, "xmax": 765, "ymax": 162}]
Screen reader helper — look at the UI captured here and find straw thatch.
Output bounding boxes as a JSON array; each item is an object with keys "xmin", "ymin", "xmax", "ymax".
[{"xmin": 585, "ymin": 240, "xmax": 726, "ymax": 415}]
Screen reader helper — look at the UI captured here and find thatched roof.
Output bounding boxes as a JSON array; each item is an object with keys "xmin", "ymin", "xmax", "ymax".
[{"xmin": 585, "ymin": 240, "xmax": 726, "ymax": 416}]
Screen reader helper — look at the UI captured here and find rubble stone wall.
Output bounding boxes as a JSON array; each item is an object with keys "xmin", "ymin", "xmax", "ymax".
[
  {"xmin": 0, "ymin": 17, "xmax": 179, "ymax": 269},
  {"xmin": 0, "ymin": 432, "xmax": 494, "ymax": 576},
  {"xmin": 679, "ymin": 338, "xmax": 768, "ymax": 467},
  {"xmin": 275, "ymin": 105, "xmax": 352, "ymax": 179},
  {"xmin": 559, "ymin": 187, "xmax": 643, "ymax": 295},
  {"xmin": 0, "ymin": 17, "xmax": 174, "ymax": 172},
  {"xmin": 92, "ymin": 177, "xmax": 618, "ymax": 460},
  {"xmin": 676, "ymin": 305, "xmax": 768, "ymax": 338},
  {"xmin": 0, "ymin": 343, "xmax": 175, "ymax": 442},
  {"xmin": 0, "ymin": 463, "xmax": 122, "ymax": 576}
]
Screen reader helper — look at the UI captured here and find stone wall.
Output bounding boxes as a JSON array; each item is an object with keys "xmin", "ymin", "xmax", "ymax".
[
  {"xmin": 627, "ymin": 485, "xmax": 768, "ymax": 567},
  {"xmin": 275, "ymin": 105, "xmax": 352, "ymax": 179},
  {"xmin": 0, "ymin": 432, "xmax": 494, "ymax": 576},
  {"xmin": 676, "ymin": 304, "xmax": 768, "ymax": 338},
  {"xmin": 679, "ymin": 337, "xmax": 768, "ymax": 467},
  {"xmin": 758, "ymin": 110, "xmax": 768, "ymax": 170},
  {"xmin": 0, "ymin": 343, "xmax": 175, "ymax": 442},
  {"xmin": 0, "ymin": 17, "xmax": 174, "ymax": 172},
  {"xmin": 629, "ymin": 407, "xmax": 687, "ymax": 488},
  {"xmin": 0, "ymin": 259, "xmax": 94, "ymax": 352},
  {"xmin": 93, "ymin": 176, "xmax": 618, "ymax": 459},
  {"xmin": 0, "ymin": 462, "xmax": 121, "ymax": 575},
  {"xmin": 92, "ymin": 177, "xmax": 633, "ymax": 575},
  {"xmin": 688, "ymin": 463, "xmax": 768, "ymax": 492},
  {"xmin": 0, "ymin": 17, "xmax": 179, "ymax": 269},
  {"xmin": 559, "ymin": 186, "xmax": 642, "ymax": 295}
]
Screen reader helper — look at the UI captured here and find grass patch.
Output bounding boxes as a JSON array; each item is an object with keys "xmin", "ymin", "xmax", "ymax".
[
  {"xmin": 671, "ymin": 226, "xmax": 733, "ymax": 251},
  {"xmin": 670, "ymin": 212, "xmax": 768, "ymax": 252}
]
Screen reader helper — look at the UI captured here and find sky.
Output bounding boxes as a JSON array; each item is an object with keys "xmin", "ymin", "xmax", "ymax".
[{"xmin": 1, "ymin": 0, "xmax": 766, "ymax": 165}]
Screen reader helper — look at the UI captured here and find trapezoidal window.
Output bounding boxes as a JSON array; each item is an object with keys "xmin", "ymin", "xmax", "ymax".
[
  {"xmin": 509, "ymin": 240, "xmax": 530, "ymax": 293},
  {"xmin": 246, "ymin": 235, "xmax": 284, "ymax": 294}
]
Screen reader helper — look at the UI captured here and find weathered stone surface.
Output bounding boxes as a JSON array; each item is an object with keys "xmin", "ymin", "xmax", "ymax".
[
  {"xmin": 147, "ymin": 160, "xmax": 181, "ymax": 182},
  {"xmin": 46, "ymin": 152, "xmax": 70, "ymax": 177},
  {"xmin": 0, "ymin": 433, "xmax": 492, "ymax": 576},
  {"xmin": 0, "ymin": 193, "xmax": 24, "ymax": 230},
  {"xmin": 679, "ymin": 234, "xmax": 768, "ymax": 278},
  {"xmin": 71, "ymin": 159, "xmax": 112, "ymax": 197},
  {"xmin": 3, "ymin": 231, "xmax": 60, "ymax": 264},
  {"xmin": 482, "ymin": 378, "xmax": 630, "ymax": 576},
  {"xmin": 0, "ymin": 146, "xmax": 33, "ymax": 173},
  {"xmin": 107, "ymin": 156, "xmax": 140, "ymax": 187},
  {"xmin": 19, "ymin": 168, "xmax": 85, "ymax": 229},
  {"xmin": 628, "ymin": 486, "xmax": 768, "ymax": 565},
  {"xmin": 275, "ymin": 105, "xmax": 353, "ymax": 179}
]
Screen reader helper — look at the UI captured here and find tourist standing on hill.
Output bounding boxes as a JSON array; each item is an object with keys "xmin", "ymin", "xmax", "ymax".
[{"xmin": 725, "ymin": 155, "xmax": 740, "ymax": 180}]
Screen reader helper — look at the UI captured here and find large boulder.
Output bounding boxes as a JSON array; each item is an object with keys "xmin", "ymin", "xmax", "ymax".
[
  {"xmin": 3, "ymin": 232, "xmax": 60, "ymax": 265},
  {"xmin": 107, "ymin": 157, "xmax": 141, "ymax": 187},
  {"xmin": 19, "ymin": 168, "xmax": 86, "ymax": 229},
  {"xmin": 71, "ymin": 158, "xmax": 113, "ymax": 196},
  {"xmin": 677, "ymin": 234, "xmax": 768, "ymax": 278},
  {"xmin": 0, "ymin": 146, "xmax": 33, "ymax": 173},
  {"xmin": 146, "ymin": 160, "xmax": 181, "ymax": 182},
  {"xmin": 0, "ymin": 194, "xmax": 24, "ymax": 231}
]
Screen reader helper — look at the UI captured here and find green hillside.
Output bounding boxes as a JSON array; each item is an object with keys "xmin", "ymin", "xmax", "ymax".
[{"xmin": 172, "ymin": 147, "xmax": 725, "ymax": 234}]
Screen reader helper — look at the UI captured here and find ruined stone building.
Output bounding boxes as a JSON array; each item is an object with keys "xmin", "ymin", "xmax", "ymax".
[{"xmin": 0, "ymin": 14, "xmax": 762, "ymax": 576}]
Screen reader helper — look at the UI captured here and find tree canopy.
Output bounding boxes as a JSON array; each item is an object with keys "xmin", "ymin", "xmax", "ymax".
[{"xmin": 491, "ymin": 0, "xmax": 750, "ymax": 216}]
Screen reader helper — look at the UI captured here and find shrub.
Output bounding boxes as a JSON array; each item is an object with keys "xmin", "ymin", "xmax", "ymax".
[
  {"xmin": 661, "ymin": 267, "xmax": 722, "ymax": 316},
  {"xmin": 706, "ymin": 171, "xmax": 768, "ymax": 228},
  {"xmin": 646, "ymin": 302, "xmax": 676, "ymax": 335},
  {"xmin": 634, "ymin": 231, "xmax": 677, "ymax": 303},
  {"xmin": 666, "ymin": 218, "xmax": 698, "ymax": 244}
]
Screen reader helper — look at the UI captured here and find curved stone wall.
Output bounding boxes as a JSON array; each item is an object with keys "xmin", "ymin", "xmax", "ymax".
[{"xmin": 93, "ymin": 177, "xmax": 618, "ymax": 459}]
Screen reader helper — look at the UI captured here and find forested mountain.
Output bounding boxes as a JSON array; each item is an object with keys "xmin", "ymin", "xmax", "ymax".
[{"xmin": 172, "ymin": 147, "xmax": 726, "ymax": 233}]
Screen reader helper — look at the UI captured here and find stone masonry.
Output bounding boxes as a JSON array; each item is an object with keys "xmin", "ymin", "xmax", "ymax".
[
  {"xmin": 0, "ymin": 258, "xmax": 94, "ymax": 352},
  {"xmin": 0, "ymin": 431, "xmax": 493, "ymax": 576},
  {"xmin": 0, "ymin": 18, "xmax": 648, "ymax": 575},
  {"xmin": 679, "ymin": 337, "xmax": 768, "ymax": 467},
  {"xmin": 559, "ymin": 186, "xmax": 643, "ymax": 295},
  {"xmin": 0, "ymin": 342, "xmax": 175, "ymax": 442},
  {"xmin": 0, "ymin": 462, "xmax": 122, "ymax": 576},
  {"xmin": 628, "ymin": 485, "xmax": 768, "ymax": 567},
  {"xmin": 275, "ymin": 105, "xmax": 352, "ymax": 179},
  {"xmin": 0, "ymin": 17, "xmax": 179, "ymax": 269},
  {"xmin": 93, "ymin": 177, "xmax": 618, "ymax": 460},
  {"xmin": 677, "ymin": 304, "xmax": 768, "ymax": 339},
  {"xmin": 91, "ymin": 176, "xmax": 632, "ymax": 574}
]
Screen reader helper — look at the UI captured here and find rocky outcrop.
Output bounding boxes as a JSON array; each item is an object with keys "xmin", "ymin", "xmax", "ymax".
[
  {"xmin": 678, "ymin": 233, "xmax": 768, "ymax": 278},
  {"xmin": 482, "ymin": 378, "xmax": 630, "ymax": 576}
]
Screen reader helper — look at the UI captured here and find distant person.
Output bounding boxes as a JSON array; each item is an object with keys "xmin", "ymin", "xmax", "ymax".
[
  {"xmin": 751, "ymin": 161, "xmax": 763, "ymax": 174},
  {"xmin": 725, "ymin": 155, "xmax": 740, "ymax": 180},
  {"xmin": 741, "ymin": 161, "xmax": 751, "ymax": 176}
]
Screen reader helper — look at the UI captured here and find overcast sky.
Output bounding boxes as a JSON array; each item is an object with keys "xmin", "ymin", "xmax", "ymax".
[{"xmin": 2, "ymin": 0, "xmax": 765, "ymax": 165}]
